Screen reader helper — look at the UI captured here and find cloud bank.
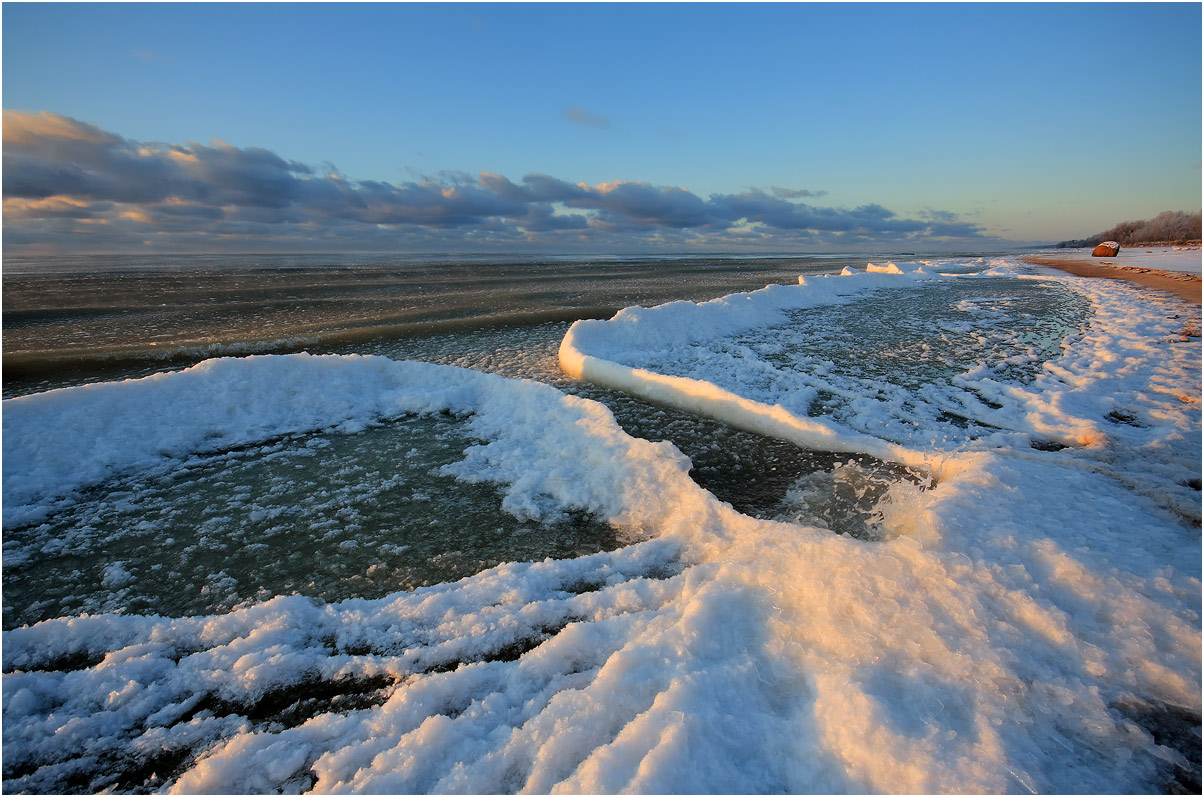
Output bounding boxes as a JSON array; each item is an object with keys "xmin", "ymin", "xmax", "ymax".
[{"xmin": 3, "ymin": 111, "xmax": 991, "ymax": 253}]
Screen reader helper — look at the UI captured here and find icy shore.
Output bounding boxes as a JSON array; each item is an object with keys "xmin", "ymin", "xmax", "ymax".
[{"xmin": 3, "ymin": 257, "xmax": 1200, "ymax": 793}]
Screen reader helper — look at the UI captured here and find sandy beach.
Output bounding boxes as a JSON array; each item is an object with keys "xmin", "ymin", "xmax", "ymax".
[{"xmin": 1024, "ymin": 253, "xmax": 1202, "ymax": 305}]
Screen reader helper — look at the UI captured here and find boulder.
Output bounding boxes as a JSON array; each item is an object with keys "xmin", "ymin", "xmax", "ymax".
[{"xmin": 1092, "ymin": 241, "xmax": 1120, "ymax": 257}]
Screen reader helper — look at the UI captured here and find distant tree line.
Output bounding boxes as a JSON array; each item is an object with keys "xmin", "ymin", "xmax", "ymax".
[{"xmin": 1056, "ymin": 210, "xmax": 1202, "ymax": 248}]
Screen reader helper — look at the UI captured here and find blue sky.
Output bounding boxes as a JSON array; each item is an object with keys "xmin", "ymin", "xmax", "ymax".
[{"xmin": 3, "ymin": 2, "xmax": 1200, "ymax": 253}]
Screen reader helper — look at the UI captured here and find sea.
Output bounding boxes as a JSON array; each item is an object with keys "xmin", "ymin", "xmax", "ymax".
[
  {"xmin": 3, "ymin": 251, "xmax": 888, "ymax": 620},
  {"xmin": 2, "ymin": 250, "xmax": 1200, "ymax": 794}
]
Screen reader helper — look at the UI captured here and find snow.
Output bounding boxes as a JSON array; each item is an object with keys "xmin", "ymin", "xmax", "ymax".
[
  {"xmin": 3, "ymin": 256, "xmax": 1201, "ymax": 793},
  {"xmin": 2, "ymin": 355, "xmax": 485, "ymax": 528},
  {"xmin": 559, "ymin": 264, "xmax": 941, "ymax": 470},
  {"xmin": 1040, "ymin": 245, "xmax": 1203, "ymax": 275},
  {"xmin": 562, "ymin": 258, "xmax": 1202, "ymax": 520}
]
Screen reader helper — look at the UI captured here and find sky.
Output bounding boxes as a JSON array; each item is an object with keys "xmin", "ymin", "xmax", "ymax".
[{"xmin": 3, "ymin": 2, "xmax": 1200, "ymax": 255}]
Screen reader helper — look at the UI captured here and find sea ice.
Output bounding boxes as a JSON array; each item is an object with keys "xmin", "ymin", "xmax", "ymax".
[{"xmin": 3, "ymin": 257, "xmax": 1200, "ymax": 793}]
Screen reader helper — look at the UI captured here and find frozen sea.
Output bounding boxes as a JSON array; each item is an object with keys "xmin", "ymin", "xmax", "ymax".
[{"xmin": 2, "ymin": 252, "xmax": 1201, "ymax": 793}]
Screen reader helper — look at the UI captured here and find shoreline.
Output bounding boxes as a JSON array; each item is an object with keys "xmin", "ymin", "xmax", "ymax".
[{"xmin": 1022, "ymin": 256, "xmax": 1202, "ymax": 305}]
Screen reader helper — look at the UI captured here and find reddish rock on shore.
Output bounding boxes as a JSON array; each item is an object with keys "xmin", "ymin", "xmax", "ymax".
[{"xmin": 1092, "ymin": 241, "xmax": 1120, "ymax": 257}]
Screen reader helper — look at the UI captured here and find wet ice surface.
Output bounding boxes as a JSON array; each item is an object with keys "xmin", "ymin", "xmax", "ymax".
[{"xmin": 2, "ymin": 414, "xmax": 623, "ymax": 630}]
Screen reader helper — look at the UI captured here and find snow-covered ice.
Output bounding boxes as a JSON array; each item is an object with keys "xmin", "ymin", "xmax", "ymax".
[
  {"xmin": 561, "ymin": 258, "xmax": 1201, "ymax": 520},
  {"xmin": 3, "ymin": 256, "xmax": 1200, "ymax": 793}
]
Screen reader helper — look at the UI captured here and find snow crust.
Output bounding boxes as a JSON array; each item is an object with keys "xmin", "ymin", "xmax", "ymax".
[{"xmin": 4, "ymin": 257, "xmax": 1201, "ymax": 793}]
